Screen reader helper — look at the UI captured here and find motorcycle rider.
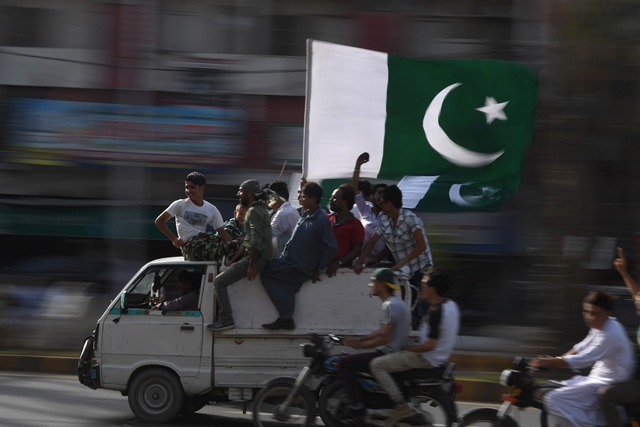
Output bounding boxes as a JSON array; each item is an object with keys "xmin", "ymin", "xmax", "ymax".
[
  {"xmin": 370, "ymin": 267, "xmax": 460, "ymax": 427},
  {"xmin": 336, "ymin": 268, "xmax": 411, "ymax": 422},
  {"xmin": 530, "ymin": 290, "xmax": 634, "ymax": 427},
  {"xmin": 597, "ymin": 247, "xmax": 640, "ymax": 427}
]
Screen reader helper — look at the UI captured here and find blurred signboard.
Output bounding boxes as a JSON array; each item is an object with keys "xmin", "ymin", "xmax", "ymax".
[{"xmin": 8, "ymin": 98, "xmax": 246, "ymax": 170}]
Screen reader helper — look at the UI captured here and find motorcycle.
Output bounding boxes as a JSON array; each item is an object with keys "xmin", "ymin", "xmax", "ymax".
[
  {"xmin": 457, "ymin": 357, "xmax": 557, "ymax": 427},
  {"xmin": 252, "ymin": 334, "xmax": 460, "ymax": 427},
  {"xmin": 458, "ymin": 357, "xmax": 640, "ymax": 427}
]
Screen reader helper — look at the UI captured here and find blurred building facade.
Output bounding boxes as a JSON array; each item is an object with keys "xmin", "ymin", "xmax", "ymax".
[{"xmin": 0, "ymin": 0, "xmax": 639, "ymax": 351}]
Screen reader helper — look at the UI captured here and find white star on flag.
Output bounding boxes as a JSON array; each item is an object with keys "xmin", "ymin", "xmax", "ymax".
[{"xmin": 476, "ymin": 97, "xmax": 509, "ymax": 124}]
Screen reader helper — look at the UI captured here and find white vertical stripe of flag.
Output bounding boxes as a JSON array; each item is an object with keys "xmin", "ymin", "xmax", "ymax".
[
  {"xmin": 304, "ymin": 40, "xmax": 389, "ymax": 180},
  {"xmin": 397, "ymin": 175, "xmax": 440, "ymax": 209}
]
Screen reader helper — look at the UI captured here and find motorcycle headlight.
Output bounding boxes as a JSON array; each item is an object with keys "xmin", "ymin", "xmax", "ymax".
[
  {"xmin": 499, "ymin": 369, "xmax": 521, "ymax": 387},
  {"xmin": 302, "ymin": 343, "xmax": 318, "ymax": 358}
]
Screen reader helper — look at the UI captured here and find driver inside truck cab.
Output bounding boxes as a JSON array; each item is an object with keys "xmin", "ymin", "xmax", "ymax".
[{"xmin": 154, "ymin": 270, "xmax": 201, "ymax": 313}]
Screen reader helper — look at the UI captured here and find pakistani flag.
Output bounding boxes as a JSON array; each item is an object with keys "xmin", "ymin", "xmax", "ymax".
[{"xmin": 303, "ymin": 40, "xmax": 537, "ymax": 211}]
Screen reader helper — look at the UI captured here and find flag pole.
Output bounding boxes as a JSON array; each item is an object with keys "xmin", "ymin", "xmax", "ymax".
[{"xmin": 277, "ymin": 160, "xmax": 287, "ymax": 180}]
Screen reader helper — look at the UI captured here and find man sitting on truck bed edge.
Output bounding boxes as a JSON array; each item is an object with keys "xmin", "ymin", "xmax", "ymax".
[{"xmin": 260, "ymin": 181, "xmax": 337, "ymax": 330}]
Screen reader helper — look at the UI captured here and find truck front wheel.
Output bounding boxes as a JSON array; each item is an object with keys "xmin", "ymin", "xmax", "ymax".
[{"xmin": 128, "ymin": 368, "xmax": 184, "ymax": 423}]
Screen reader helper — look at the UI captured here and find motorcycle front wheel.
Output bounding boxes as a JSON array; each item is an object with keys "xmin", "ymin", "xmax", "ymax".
[
  {"xmin": 458, "ymin": 408, "xmax": 519, "ymax": 427},
  {"xmin": 252, "ymin": 380, "xmax": 316, "ymax": 427}
]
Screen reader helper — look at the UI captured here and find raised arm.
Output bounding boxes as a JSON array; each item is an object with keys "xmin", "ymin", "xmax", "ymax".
[
  {"xmin": 614, "ymin": 247, "xmax": 640, "ymax": 297},
  {"xmin": 351, "ymin": 152, "xmax": 369, "ymax": 191}
]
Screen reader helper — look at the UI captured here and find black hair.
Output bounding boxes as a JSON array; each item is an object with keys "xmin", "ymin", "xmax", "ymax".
[
  {"xmin": 373, "ymin": 183, "xmax": 388, "ymax": 193},
  {"xmin": 358, "ymin": 180, "xmax": 371, "ymax": 198},
  {"xmin": 424, "ymin": 267, "xmax": 453, "ymax": 297},
  {"xmin": 383, "ymin": 185, "xmax": 403, "ymax": 209},
  {"xmin": 178, "ymin": 270, "xmax": 202, "ymax": 290},
  {"xmin": 584, "ymin": 290, "xmax": 617, "ymax": 312},
  {"xmin": 268, "ymin": 180, "xmax": 289, "ymax": 201},
  {"xmin": 303, "ymin": 182, "xmax": 323, "ymax": 205},
  {"xmin": 338, "ymin": 184, "xmax": 356, "ymax": 210},
  {"xmin": 186, "ymin": 171, "xmax": 206, "ymax": 187}
]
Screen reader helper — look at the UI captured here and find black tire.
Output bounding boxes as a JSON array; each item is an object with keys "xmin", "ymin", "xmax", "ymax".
[
  {"xmin": 252, "ymin": 380, "xmax": 316, "ymax": 427},
  {"xmin": 127, "ymin": 368, "xmax": 184, "ymax": 424},
  {"xmin": 180, "ymin": 394, "xmax": 209, "ymax": 416},
  {"xmin": 459, "ymin": 408, "xmax": 519, "ymax": 427},
  {"xmin": 317, "ymin": 380, "xmax": 351, "ymax": 427},
  {"xmin": 412, "ymin": 393, "xmax": 454, "ymax": 427}
]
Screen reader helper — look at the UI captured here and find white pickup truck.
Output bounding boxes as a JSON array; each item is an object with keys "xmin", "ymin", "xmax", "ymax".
[{"xmin": 77, "ymin": 256, "xmax": 411, "ymax": 424}]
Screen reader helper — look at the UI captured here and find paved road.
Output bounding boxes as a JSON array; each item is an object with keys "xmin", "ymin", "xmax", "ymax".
[{"xmin": 0, "ymin": 372, "xmax": 543, "ymax": 427}]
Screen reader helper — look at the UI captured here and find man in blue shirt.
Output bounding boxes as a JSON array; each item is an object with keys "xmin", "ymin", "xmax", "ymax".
[{"xmin": 260, "ymin": 181, "xmax": 338, "ymax": 330}]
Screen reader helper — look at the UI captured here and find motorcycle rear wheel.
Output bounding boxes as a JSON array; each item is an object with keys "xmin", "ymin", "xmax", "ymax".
[
  {"xmin": 459, "ymin": 408, "xmax": 518, "ymax": 427},
  {"xmin": 252, "ymin": 380, "xmax": 316, "ymax": 427},
  {"xmin": 317, "ymin": 380, "xmax": 352, "ymax": 427},
  {"xmin": 318, "ymin": 380, "xmax": 455, "ymax": 427}
]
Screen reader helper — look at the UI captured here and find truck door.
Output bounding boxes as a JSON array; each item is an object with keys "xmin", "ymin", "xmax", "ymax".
[{"xmin": 100, "ymin": 265, "xmax": 205, "ymax": 384}]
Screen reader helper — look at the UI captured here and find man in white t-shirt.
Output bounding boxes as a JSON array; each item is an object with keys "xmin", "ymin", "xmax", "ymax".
[
  {"xmin": 155, "ymin": 171, "xmax": 232, "ymax": 260},
  {"xmin": 370, "ymin": 267, "xmax": 460, "ymax": 427}
]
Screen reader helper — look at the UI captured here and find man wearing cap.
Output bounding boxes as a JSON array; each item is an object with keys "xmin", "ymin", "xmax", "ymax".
[
  {"xmin": 370, "ymin": 267, "xmax": 460, "ymax": 426},
  {"xmin": 155, "ymin": 171, "xmax": 233, "ymax": 261},
  {"xmin": 207, "ymin": 179, "xmax": 272, "ymax": 331},
  {"xmin": 336, "ymin": 268, "xmax": 411, "ymax": 422}
]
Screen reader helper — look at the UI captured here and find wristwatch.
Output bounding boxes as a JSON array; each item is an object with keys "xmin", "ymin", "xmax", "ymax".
[{"xmin": 337, "ymin": 260, "xmax": 343, "ymax": 267}]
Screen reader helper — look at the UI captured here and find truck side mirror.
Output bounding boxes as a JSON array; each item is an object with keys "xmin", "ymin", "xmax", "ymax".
[{"xmin": 119, "ymin": 293, "xmax": 128, "ymax": 313}]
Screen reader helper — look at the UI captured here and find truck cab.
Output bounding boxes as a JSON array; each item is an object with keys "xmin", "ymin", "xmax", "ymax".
[{"xmin": 78, "ymin": 256, "xmax": 407, "ymax": 423}]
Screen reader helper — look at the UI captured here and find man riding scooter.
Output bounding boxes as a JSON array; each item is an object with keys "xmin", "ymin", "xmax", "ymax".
[{"xmin": 530, "ymin": 289, "xmax": 634, "ymax": 427}]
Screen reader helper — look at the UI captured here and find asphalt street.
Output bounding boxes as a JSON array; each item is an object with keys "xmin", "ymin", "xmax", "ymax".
[{"xmin": 0, "ymin": 372, "xmax": 543, "ymax": 427}]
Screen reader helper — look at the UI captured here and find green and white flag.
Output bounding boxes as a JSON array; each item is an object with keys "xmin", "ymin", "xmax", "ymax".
[{"xmin": 303, "ymin": 40, "xmax": 537, "ymax": 211}]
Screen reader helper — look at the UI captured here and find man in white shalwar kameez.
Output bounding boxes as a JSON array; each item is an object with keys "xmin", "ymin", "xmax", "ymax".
[{"xmin": 530, "ymin": 290, "xmax": 635, "ymax": 427}]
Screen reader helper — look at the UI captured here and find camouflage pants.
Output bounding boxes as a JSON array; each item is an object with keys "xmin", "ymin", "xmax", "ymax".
[{"xmin": 182, "ymin": 232, "xmax": 240, "ymax": 261}]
